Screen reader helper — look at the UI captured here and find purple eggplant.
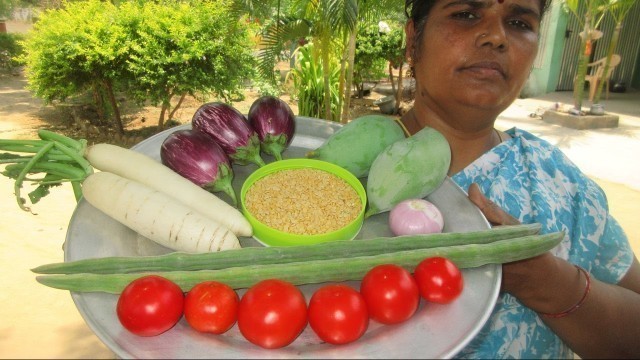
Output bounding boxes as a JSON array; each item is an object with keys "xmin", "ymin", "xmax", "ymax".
[
  {"xmin": 160, "ymin": 129, "xmax": 238, "ymax": 206},
  {"xmin": 191, "ymin": 102, "xmax": 266, "ymax": 167},
  {"xmin": 247, "ymin": 96, "xmax": 296, "ymax": 161}
]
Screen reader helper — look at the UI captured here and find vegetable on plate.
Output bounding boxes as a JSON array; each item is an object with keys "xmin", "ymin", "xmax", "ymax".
[
  {"xmin": 86, "ymin": 142, "xmax": 252, "ymax": 237},
  {"xmin": 0, "ymin": 131, "xmax": 252, "ymax": 237},
  {"xmin": 365, "ymin": 126, "xmax": 451, "ymax": 218},
  {"xmin": 191, "ymin": 102, "xmax": 266, "ymax": 167},
  {"xmin": 237, "ymin": 279, "xmax": 308, "ymax": 349},
  {"xmin": 305, "ymin": 114, "xmax": 406, "ymax": 178},
  {"xmin": 308, "ymin": 284, "xmax": 369, "ymax": 345},
  {"xmin": 389, "ymin": 199, "xmax": 444, "ymax": 236},
  {"xmin": 116, "ymin": 275, "xmax": 184, "ymax": 337},
  {"xmin": 82, "ymin": 171, "xmax": 241, "ymax": 253},
  {"xmin": 360, "ymin": 264, "xmax": 420, "ymax": 324},
  {"xmin": 34, "ymin": 230, "xmax": 564, "ymax": 293},
  {"xmin": 184, "ymin": 281, "xmax": 239, "ymax": 335},
  {"xmin": 0, "ymin": 130, "xmax": 91, "ymax": 210},
  {"xmin": 247, "ymin": 96, "xmax": 296, "ymax": 161},
  {"xmin": 33, "ymin": 224, "xmax": 542, "ymax": 275},
  {"xmin": 160, "ymin": 129, "xmax": 238, "ymax": 206},
  {"xmin": 414, "ymin": 257, "xmax": 464, "ymax": 304}
]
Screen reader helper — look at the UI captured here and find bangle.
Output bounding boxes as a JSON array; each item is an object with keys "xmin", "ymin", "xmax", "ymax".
[{"xmin": 539, "ymin": 265, "xmax": 591, "ymax": 319}]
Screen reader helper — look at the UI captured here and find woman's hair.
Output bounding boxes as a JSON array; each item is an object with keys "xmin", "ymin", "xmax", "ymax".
[{"xmin": 404, "ymin": 0, "xmax": 550, "ymax": 62}]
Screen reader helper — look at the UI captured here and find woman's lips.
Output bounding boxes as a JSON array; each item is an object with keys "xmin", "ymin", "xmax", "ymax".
[{"xmin": 462, "ymin": 61, "xmax": 506, "ymax": 79}]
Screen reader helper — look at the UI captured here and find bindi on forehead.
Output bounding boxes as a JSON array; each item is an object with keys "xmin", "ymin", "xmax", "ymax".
[{"xmin": 497, "ymin": 0, "xmax": 504, "ymax": 3}]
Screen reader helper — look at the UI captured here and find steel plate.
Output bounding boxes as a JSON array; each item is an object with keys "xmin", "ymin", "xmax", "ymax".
[{"xmin": 64, "ymin": 116, "xmax": 500, "ymax": 359}]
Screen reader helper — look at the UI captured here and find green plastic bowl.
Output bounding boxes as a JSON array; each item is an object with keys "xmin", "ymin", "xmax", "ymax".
[{"xmin": 240, "ymin": 159, "xmax": 367, "ymax": 247}]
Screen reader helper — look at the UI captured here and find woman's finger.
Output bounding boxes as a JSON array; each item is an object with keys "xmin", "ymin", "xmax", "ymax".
[{"xmin": 468, "ymin": 183, "xmax": 520, "ymax": 226}]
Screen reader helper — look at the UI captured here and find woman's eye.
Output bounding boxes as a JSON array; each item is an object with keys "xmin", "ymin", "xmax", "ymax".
[
  {"xmin": 508, "ymin": 19, "xmax": 533, "ymax": 31},
  {"xmin": 451, "ymin": 11, "xmax": 478, "ymax": 20}
]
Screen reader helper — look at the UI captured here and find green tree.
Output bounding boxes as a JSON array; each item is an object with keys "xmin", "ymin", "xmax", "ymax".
[
  {"xmin": 379, "ymin": 22, "xmax": 406, "ymax": 112},
  {"xmin": 290, "ymin": 0, "xmax": 358, "ymax": 121},
  {"xmin": 20, "ymin": 0, "xmax": 128, "ymax": 132},
  {"xmin": 287, "ymin": 42, "xmax": 340, "ymax": 120},
  {"xmin": 592, "ymin": 0, "xmax": 638, "ymax": 104},
  {"xmin": 257, "ymin": 0, "xmax": 404, "ymax": 122},
  {"xmin": 20, "ymin": 0, "xmax": 256, "ymax": 133},
  {"xmin": 118, "ymin": 0, "xmax": 256, "ymax": 129},
  {"xmin": 0, "ymin": 0, "xmax": 18, "ymax": 19},
  {"xmin": 0, "ymin": 32, "xmax": 25, "ymax": 71},
  {"xmin": 339, "ymin": 0, "xmax": 404, "ymax": 122},
  {"xmin": 352, "ymin": 23, "xmax": 387, "ymax": 97},
  {"xmin": 564, "ymin": 0, "xmax": 610, "ymax": 113}
]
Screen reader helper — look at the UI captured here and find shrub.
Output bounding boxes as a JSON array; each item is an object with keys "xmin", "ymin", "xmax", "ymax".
[
  {"xmin": 353, "ymin": 23, "xmax": 388, "ymax": 98},
  {"xmin": 287, "ymin": 43, "xmax": 340, "ymax": 121},
  {"xmin": 19, "ymin": 0, "xmax": 257, "ymax": 132},
  {"xmin": 0, "ymin": 32, "xmax": 25, "ymax": 72}
]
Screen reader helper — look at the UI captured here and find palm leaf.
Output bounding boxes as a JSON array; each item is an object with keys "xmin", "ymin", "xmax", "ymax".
[{"xmin": 257, "ymin": 16, "xmax": 312, "ymax": 80}]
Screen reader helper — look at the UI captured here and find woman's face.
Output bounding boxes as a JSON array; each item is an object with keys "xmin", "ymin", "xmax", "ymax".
[{"xmin": 407, "ymin": 0, "xmax": 542, "ymax": 124}]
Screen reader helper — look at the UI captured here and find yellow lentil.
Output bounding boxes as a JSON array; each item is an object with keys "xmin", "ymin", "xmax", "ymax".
[{"xmin": 244, "ymin": 168, "xmax": 362, "ymax": 235}]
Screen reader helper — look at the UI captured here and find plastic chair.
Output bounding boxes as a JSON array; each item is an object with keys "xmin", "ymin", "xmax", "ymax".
[{"xmin": 584, "ymin": 54, "xmax": 622, "ymax": 102}]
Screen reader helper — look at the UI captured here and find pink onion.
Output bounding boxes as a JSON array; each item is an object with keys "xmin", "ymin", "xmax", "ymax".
[{"xmin": 388, "ymin": 199, "xmax": 444, "ymax": 236}]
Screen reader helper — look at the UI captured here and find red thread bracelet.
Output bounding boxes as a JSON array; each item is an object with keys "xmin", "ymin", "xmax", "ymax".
[{"xmin": 539, "ymin": 265, "xmax": 591, "ymax": 319}]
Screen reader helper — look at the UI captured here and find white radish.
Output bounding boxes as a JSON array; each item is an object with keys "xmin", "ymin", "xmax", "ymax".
[
  {"xmin": 82, "ymin": 171, "xmax": 241, "ymax": 253},
  {"xmin": 85, "ymin": 143, "xmax": 252, "ymax": 237}
]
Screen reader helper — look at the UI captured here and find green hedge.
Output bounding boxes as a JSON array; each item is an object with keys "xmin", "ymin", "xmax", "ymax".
[{"xmin": 0, "ymin": 32, "xmax": 25, "ymax": 71}]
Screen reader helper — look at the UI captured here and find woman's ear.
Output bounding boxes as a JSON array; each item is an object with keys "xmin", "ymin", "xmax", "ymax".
[{"xmin": 405, "ymin": 19, "xmax": 416, "ymax": 62}]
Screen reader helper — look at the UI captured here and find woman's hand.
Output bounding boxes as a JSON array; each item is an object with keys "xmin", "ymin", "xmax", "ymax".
[
  {"xmin": 467, "ymin": 183, "xmax": 519, "ymax": 226},
  {"xmin": 467, "ymin": 183, "xmax": 577, "ymax": 311}
]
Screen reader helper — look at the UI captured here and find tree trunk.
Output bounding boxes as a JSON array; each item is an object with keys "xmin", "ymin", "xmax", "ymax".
[
  {"xmin": 340, "ymin": 30, "xmax": 357, "ymax": 124},
  {"xmin": 572, "ymin": 13, "xmax": 593, "ymax": 112},
  {"xmin": 167, "ymin": 93, "xmax": 187, "ymax": 121},
  {"xmin": 92, "ymin": 83, "xmax": 106, "ymax": 121},
  {"xmin": 103, "ymin": 79, "xmax": 124, "ymax": 135},
  {"xmin": 158, "ymin": 104, "xmax": 168, "ymax": 130},
  {"xmin": 337, "ymin": 31, "xmax": 349, "ymax": 121},
  {"xmin": 389, "ymin": 62, "xmax": 396, "ymax": 95},
  {"xmin": 321, "ymin": 44, "xmax": 332, "ymax": 121},
  {"xmin": 593, "ymin": 23, "xmax": 621, "ymax": 104},
  {"xmin": 395, "ymin": 63, "xmax": 404, "ymax": 112}
]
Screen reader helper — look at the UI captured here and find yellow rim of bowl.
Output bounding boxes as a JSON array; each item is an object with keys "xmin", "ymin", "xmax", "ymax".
[{"xmin": 240, "ymin": 159, "xmax": 367, "ymax": 246}]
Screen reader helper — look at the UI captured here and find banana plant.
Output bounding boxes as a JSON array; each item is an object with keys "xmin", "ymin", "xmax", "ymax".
[
  {"xmin": 592, "ymin": 0, "xmax": 638, "ymax": 104},
  {"xmin": 257, "ymin": 0, "xmax": 405, "ymax": 122},
  {"xmin": 255, "ymin": 0, "xmax": 357, "ymax": 121},
  {"xmin": 339, "ymin": 0, "xmax": 405, "ymax": 123},
  {"xmin": 563, "ymin": 0, "xmax": 610, "ymax": 113}
]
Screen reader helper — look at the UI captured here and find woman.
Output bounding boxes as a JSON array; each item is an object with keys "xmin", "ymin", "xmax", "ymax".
[{"xmin": 402, "ymin": 0, "xmax": 640, "ymax": 358}]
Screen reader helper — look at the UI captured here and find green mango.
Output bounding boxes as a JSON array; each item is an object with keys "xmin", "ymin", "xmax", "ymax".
[
  {"xmin": 305, "ymin": 115, "xmax": 406, "ymax": 178},
  {"xmin": 365, "ymin": 126, "xmax": 451, "ymax": 218}
]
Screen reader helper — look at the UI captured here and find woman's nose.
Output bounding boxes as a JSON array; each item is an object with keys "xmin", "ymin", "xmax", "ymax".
[{"xmin": 475, "ymin": 22, "xmax": 508, "ymax": 51}]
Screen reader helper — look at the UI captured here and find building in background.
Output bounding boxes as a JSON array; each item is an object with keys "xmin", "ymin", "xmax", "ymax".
[{"xmin": 526, "ymin": 0, "xmax": 640, "ymax": 97}]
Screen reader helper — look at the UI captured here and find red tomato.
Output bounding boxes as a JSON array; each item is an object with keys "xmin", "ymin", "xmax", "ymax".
[
  {"xmin": 414, "ymin": 257, "xmax": 464, "ymax": 304},
  {"xmin": 116, "ymin": 275, "xmax": 184, "ymax": 337},
  {"xmin": 308, "ymin": 284, "xmax": 369, "ymax": 345},
  {"xmin": 237, "ymin": 279, "xmax": 308, "ymax": 349},
  {"xmin": 360, "ymin": 264, "xmax": 420, "ymax": 325},
  {"xmin": 184, "ymin": 281, "xmax": 239, "ymax": 334}
]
